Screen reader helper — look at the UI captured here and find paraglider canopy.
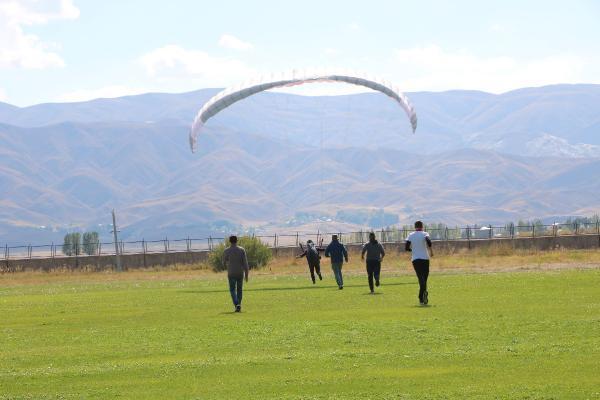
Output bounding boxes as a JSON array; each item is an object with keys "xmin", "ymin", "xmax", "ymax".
[{"xmin": 189, "ymin": 71, "xmax": 417, "ymax": 152}]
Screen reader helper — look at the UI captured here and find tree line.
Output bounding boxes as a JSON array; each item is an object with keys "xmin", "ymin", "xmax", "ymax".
[{"xmin": 62, "ymin": 232, "xmax": 100, "ymax": 256}]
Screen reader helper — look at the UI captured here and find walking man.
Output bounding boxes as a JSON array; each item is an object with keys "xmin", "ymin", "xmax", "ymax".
[
  {"xmin": 361, "ymin": 232, "xmax": 385, "ymax": 294},
  {"xmin": 405, "ymin": 221, "xmax": 433, "ymax": 305},
  {"xmin": 325, "ymin": 234, "xmax": 348, "ymax": 289},
  {"xmin": 297, "ymin": 239, "xmax": 323, "ymax": 284},
  {"xmin": 223, "ymin": 235, "xmax": 249, "ymax": 312}
]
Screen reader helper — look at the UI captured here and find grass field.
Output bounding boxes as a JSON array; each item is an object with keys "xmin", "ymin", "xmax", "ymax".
[{"xmin": 1, "ymin": 252, "xmax": 600, "ymax": 399}]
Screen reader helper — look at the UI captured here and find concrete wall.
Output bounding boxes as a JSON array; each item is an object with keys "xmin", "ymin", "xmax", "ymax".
[{"xmin": 2, "ymin": 234, "xmax": 599, "ymax": 273}]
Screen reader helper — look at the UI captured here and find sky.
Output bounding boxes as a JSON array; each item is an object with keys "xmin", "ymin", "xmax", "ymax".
[{"xmin": 1, "ymin": 0, "xmax": 599, "ymax": 106}]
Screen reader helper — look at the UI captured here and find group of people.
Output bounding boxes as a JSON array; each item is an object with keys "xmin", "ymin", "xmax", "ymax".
[{"xmin": 222, "ymin": 221, "xmax": 433, "ymax": 312}]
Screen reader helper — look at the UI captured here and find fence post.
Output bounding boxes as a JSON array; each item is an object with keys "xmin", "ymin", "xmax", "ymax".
[
  {"xmin": 467, "ymin": 226, "xmax": 471, "ymax": 249},
  {"xmin": 186, "ymin": 236, "xmax": 190, "ymax": 252},
  {"xmin": 28, "ymin": 244, "xmax": 32, "ymax": 259},
  {"xmin": 532, "ymin": 224, "xmax": 535, "ymax": 238},
  {"xmin": 296, "ymin": 232, "xmax": 299, "ymax": 247},
  {"xmin": 489, "ymin": 225, "xmax": 492, "ymax": 239},
  {"xmin": 575, "ymin": 222, "xmax": 579, "ymax": 235},
  {"xmin": 4, "ymin": 244, "xmax": 7, "ymax": 260},
  {"xmin": 98, "ymin": 241, "xmax": 102, "ymax": 256},
  {"xmin": 164, "ymin": 237, "xmax": 168, "ymax": 253}
]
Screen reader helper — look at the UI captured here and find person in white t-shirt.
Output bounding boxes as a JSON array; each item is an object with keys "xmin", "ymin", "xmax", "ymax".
[{"xmin": 405, "ymin": 220, "xmax": 433, "ymax": 305}]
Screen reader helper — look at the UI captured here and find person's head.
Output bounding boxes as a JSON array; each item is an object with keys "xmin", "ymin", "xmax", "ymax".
[
  {"xmin": 229, "ymin": 235, "xmax": 238, "ymax": 245},
  {"xmin": 307, "ymin": 239, "xmax": 313, "ymax": 245},
  {"xmin": 332, "ymin": 234, "xmax": 338, "ymax": 241},
  {"xmin": 414, "ymin": 221, "xmax": 424, "ymax": 230},
  {"xmin": 369, "ymin": 232, "xmax": 376, "ymax": 243}
]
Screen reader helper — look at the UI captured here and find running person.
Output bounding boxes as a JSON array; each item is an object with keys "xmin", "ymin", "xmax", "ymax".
[
  {"xmin": 405, "ymin": 221, "xmax": 433, "ymax": 305},
  {"xmin": 297, "ymin": 240, "xmax": 323, "ymax": 284},
  {"xmin": 325, "ymin": 235, "xmax": 348, "ymax": 290},
  {"xmin": 361, "ymin": 232, "xmax": 385, "ymax": 293}
]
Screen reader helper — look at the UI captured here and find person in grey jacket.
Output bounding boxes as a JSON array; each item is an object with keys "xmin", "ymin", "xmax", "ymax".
[
  {"xmin": 324, "ymin": 235, "xmax": 348, "ymax": 289},
  {"xmin": 361, "ymin": 232, "xmax": 385, "ymax": 293},
  {"xmin": 223, "ymin": 235, "xmax": 249, "ymax": 312}
]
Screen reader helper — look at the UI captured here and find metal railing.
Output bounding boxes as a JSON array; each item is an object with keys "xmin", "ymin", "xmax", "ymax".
[{"xmin": 3, "ymin": 221, "xmax": 600, "ymax": 261}]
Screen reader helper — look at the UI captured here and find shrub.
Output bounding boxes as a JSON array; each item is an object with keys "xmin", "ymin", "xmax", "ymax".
[{"xmin": 209, "ymin": 236, "xmax": 272, "ymax": 272}]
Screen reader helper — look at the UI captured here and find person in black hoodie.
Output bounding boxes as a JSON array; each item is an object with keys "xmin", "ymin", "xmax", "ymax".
[
  {"xmin": 361, "ymin": 232, "xmax": 386, "ymax": 294},
  {"xmin": 296, "ymin": 240, "xmax": 323, "ymax": 284}
]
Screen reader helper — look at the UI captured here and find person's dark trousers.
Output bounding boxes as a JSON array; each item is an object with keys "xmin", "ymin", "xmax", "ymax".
[
  {"xmin": 366, "ymin": 259, "xmax": 381, "ymax": 292},
  {"xmin": 308, "ymin": 261, "xmax": 321, "ymax": 283},
  {"xmin": 228, "ymin": 275, "xmax": 244, "ymax": 306},
  {"xmin": 412, "ymin": 259, "xmax": 429, "ymax": 302},
  {"xmin": 331, "ymin": 262, "xmax": 344, "ymax": 287}
]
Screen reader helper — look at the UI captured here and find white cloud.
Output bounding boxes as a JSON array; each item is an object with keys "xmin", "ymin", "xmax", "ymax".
[
  {"xmin": 0, "ymin": 87, "xmax": 7, "ymax": 102},
  {"xmin": 57, "ymin": 85, "xmax": 148, "ymax": 102},
  {"xmin": 139, "ymin": 45, "xmax": 255, "ymax": 86},
  {"xmin": 393, "ymin": 45, "xmax": 587, "ymax": 93},
  {"xmin": 0, "ymin": 0, "xmax": 79, "ymax": 69},
  {"xmin": 218, "ymin": 34, "xmax": 253, "ymax": 51}
]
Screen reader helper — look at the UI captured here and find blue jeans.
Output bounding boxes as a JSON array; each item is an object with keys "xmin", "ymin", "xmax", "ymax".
[
  {"xmin": 228, "ymin": 276, "xmax": 243, "ymax": 306},
  {"xmin": 331, "ymin": 262, "xmax": 344, "ymax": 287}
]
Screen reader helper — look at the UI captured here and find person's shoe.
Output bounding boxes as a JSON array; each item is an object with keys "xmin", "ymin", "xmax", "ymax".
[
  {"xmin": 235, "ymin": 305, "xmax": 241, "ymax": 312},
  {"xmin": 370, "ymin": 290, "xmax": 375, "ymax": 294},
  {"xmin": 312, "ymin": 278, "xmax": 316, "ymax": 284},
  {"xmin": 375, "ymin": 279, "xmax": 380, "ymax": 287},
  {"xmin": 318, "ymin": 273, "xmax": 323, "ymax": 280},
  {"xmin": 339, "ymin": 286, "xmax": 343, "ymax": 290},
  {"xmin": 423, "ymin": 291, "xmax": 428, "ymax": 305}
]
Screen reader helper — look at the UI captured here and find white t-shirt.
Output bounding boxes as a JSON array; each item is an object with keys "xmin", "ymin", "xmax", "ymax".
[{"xmin": 407, "ymin": 231, "xmax": 431, "ymax": 261}]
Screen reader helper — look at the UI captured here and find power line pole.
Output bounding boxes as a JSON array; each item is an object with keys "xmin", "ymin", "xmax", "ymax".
[{"xmin": 111, "ymin": 209, "xmax": 122, "ymax": 272}]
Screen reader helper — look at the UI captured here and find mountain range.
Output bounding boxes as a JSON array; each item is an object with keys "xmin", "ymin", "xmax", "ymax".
[{"xmin": 0, "ymin": 84, "xmax": 599, "ymax": 244}]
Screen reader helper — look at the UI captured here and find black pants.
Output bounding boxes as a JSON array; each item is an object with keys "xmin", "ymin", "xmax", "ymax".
[
  {"xmin": 366, "ymin": 259, "xmax": 381, "ymax": 291},
  {"xmin": 412, "ymin": 259, "xmax": 429, "ymax": 302},
  {"xmin": 308, "ymin": 261, "xmax": 321, "ymax": 282}
]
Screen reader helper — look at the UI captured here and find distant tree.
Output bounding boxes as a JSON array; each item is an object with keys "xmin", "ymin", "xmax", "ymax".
[
  {"xmin": 62, "ymin": 232, "xmax": 81, "ymax": 256},
  {"xmin": 82, "ymin": 231, "xmax": 100, "ymax": 255}
]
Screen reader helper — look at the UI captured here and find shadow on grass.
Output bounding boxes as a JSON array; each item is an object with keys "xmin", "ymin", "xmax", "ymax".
[{"xmin": 180, "ymin": 281, "xmax": 416, "ymax": 294}]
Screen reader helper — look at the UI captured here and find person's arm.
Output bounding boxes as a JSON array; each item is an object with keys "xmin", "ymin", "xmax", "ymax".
[
  {"xmin": 380, "ymin": 243, "xmax": 385, "ymax": 260},
  {"xmin": 223, "ymin": 248, "xmax": 229, "ymax": 269},
  {"xmin": 426, "ymin": 236, "xmax": 433, "ymax": 257},
  {"xmin": 296, "ymin": 250, "xmax": 307, "ymax": 259},
  {"xmin": 405, "ymin": 240, "xmax": 412, "ymax": 252},
  {"xmin": 361, "ymin": 244, "xmax": 367, "ymax": 260},
  {"xmin": 242, "ymin": 249, "xmax": 249, "ymax": 282},
  {"xmin": 324, "ymin": 244, "xmax": 331, "ymax": 258},
  {"xmin": 343, "ymin": 245, "xmax": 348, "ymax": 262}
]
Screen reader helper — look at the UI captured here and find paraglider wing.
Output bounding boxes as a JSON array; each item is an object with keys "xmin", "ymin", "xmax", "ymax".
[{"xmin": 189, "ymin": 73, "xmax": 417, "ymax": 152}]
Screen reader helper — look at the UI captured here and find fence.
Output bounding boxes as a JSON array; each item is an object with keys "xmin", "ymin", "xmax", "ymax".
[{"xmin": 3, "ymin": 221, "xmax": 600, "ymax": 261}]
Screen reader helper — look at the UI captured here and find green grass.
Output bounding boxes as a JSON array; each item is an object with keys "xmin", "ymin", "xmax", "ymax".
[{"xmin": 1, "ymin": 268, "xmax": 599, "ymax": 399}]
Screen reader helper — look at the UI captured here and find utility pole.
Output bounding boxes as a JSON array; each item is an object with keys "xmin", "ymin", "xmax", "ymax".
[{"xmin": 111, "ymin": 209, "xmax": 122, "ymax": 272}]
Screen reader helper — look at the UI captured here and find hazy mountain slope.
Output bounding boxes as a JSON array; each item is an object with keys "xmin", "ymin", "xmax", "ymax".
[
  {"xmin": 1, "ymin": 85, "xmax": 599, "ymax": 243},
  {"xmin": 1, "ymin": 119, "xmax": 598, "ymax": 244},
  {"xmin": 1, "ymin": 84, "xmax": 598, "ymax": 157}
]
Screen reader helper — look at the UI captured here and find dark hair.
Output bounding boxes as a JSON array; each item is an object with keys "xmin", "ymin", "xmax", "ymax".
[
  {"xmin": 414, "ymin": 220, "xmax": 424, "ymax": 229},
  {"xmin": 369, "ymin": 232, "xmax": 377, "ymax": 243},
  {"xmin": 229, "ymin": 235, "xmax": 238, "ymax": 244},
  {"xmin": 332, "ymin": 234, "xmax": 338, "ymax": 241}
]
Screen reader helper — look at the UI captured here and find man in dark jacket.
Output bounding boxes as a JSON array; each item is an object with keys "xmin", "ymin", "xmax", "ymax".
[
  {"xmin": 297, "ymin": 240, "xmax": 323, "ymax": 284},
  {"xmin": 324, "ymin": 235, "xmax": 348, "ymax": 289},
  {"xmin": 361, "ymin": 232, "xmax": 385, "ymax": 294}
]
